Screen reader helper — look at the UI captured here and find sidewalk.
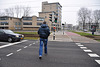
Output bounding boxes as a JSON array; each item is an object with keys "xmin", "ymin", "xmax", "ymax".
[
  {"xmin": 48, "ymin": 31, "xmax": 100, "ymax": 43},
  {"xmin": 48, "ymin": 31, "xmax": 73, "ymax": 42}
]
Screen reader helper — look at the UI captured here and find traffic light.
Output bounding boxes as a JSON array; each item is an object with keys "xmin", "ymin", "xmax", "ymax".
[
  {"xmin": 49, "ymin": 14, "xmax": 52, "ymax": 22},
  {"xmin": 55, "ymin": 18, "xmax": 57, "ymax": 23}
]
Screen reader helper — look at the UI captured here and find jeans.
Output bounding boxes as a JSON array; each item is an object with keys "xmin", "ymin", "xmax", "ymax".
[{"xmin": 39, "ymin": 38, "xmax": 48, "ymax": 56}]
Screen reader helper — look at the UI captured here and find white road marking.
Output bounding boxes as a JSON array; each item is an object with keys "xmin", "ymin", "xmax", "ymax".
[
  {"xmin": 83, "ymin": 50, "xmax": 92, "ymax": 52},
  {"xmin": 88, "ymin": 53, "xmax": 100, "ymax": 57},
  {"xmin": 0, "ymin": 58, "xmax": 1, "ymax": 60},
  {"xmin": 0, "ymin": 40, "xmax": 28, "ymax": 49},
  {"xmin": 95, "ymin": 60, "xmax": 100, "ymax": 64},
  {"xmin": 78, "ymin": 45, "xmax": 84, "ymax": 47},
  {"xmin": 80, "ymin": 47, "xmax": 87, "ymax": 49},
  {"xmin": 29, "ymin": 44, "xmax": 32, "ymax": 46},
  {"xmin": 33, "ymin": 43, "xmax": 35, "ymax": 44},
  {"xmin": 76, "ymin": 43, "xmax": 81, "ymax": 45},
  {"xmin": 17, "ymin": 49, "xmax": 22, "ymax": 52},
  {"xmin": 6, "ymin": 53, "xmax": 13, "ymax": 57},
  {"xmin": 24, "ymin": 46, "xmax": 28, "ymax": 48}
]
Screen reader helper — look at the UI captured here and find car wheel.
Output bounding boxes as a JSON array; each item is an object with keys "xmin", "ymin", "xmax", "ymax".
[{"xmin": 8, "ymin": 38, "xmax": 13, "ymax": 42}]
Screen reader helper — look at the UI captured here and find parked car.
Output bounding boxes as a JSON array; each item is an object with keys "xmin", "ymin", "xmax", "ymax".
[{"xmin": 0, "ymin": 29, "xmax": 24, "ymax": 42}]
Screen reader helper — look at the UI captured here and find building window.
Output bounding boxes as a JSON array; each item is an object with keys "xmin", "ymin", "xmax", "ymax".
[
  {"xmin": 15, "ymin": 22, "xmax": 17, "ymax": 25},
  {"xmin": 23, "ymin": 22, "xmax": 32, "ymax": 25},
  {"xmin": 0, "ymin": 22, "xmax": 8, "ymax": 25},
  {"xmin": 18, "ymin": 22, "xmax": 21, "ymax": 25},
  {"xmin": 0, "ymin": 17, "xmax": 9, "ymax": 20},
  {"xmin": 37, "ymin": 23, "xmax": 42, "ymax": 26},
  {"xmin": 37, "ymin": 18, "xmax": 44, "ymax": 21},
  {"xmin": 23, "ymin": 17, "xmax": 32, "ymax": 20}
]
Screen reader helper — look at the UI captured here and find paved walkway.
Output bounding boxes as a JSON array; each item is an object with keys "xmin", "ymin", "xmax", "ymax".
[{"xmin": 48, "ymin": 31, "xmax": 100, "ymax": 43}]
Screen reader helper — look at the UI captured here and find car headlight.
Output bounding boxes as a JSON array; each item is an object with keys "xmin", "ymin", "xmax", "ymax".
[
  {"xmin": 16, "ymin": 35, "xmax": 19, "ymax": 37},
  {"xmin": 22, "ymin": 35, "xmax": 24, "ymax": 37}
]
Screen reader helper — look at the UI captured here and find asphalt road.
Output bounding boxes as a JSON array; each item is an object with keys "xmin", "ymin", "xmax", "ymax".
[{"xmin": 0, "ymin": 40, "xmax": 100, "ymax": 67}]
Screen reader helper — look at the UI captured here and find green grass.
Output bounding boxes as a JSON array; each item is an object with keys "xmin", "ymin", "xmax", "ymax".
[
  {"xmin": 96, "ymin": 40, "xmax": 100, "ymax": 42},
  {"xmin": 24, "ymin": 37, "xmax": 39, "ymax": 40},
  {"xmin": 14, "ymin": 32, "xmax": 38, "ymax": 34}
]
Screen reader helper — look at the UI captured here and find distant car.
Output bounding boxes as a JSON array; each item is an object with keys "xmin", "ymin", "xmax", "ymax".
[
  {"xmin": 0, "ymin": 29, "xmax": 24, "ymax": 42},
  {"xmin": 83, "ymin": 29, "xmax": 88, "ymax": 32}
]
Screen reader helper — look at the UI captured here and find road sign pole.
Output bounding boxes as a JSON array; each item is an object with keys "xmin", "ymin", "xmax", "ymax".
[{"xmin": 53, "ymin": 26, "xmax": 56, "ymax": 40}]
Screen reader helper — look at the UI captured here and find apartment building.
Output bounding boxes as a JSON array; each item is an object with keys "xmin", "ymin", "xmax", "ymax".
[
  {"xmin": 22, "ymin": 16, "xmax": 44, "ymax": 30},
  {"xmin": 39, "ymin": 1, "xmax": 62, "ymax": 30},
  {"xmin": 0, "ymin": 16, "xmax": 44, "ymax": 30},
  {"xmin": 0, "ymin": 16, "xmax": 22, "ymax": 30}
]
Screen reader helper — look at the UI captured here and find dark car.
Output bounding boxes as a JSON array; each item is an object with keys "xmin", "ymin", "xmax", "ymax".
[{"xmin": 0, "ymin": 29, "xmax": 24, "ymax": 42}]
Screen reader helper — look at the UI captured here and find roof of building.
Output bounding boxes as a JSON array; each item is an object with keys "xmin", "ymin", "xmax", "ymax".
[
  {"xmin": 43, "ymin": 2, "xmax": 62, "ymax": 7},
  {"xmin": 39, "ymin": 11, "xmax": 56, "ymax": 14}
]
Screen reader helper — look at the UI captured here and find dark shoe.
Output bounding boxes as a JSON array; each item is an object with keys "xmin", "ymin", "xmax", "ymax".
[{"xmin": 39, "ymin": 56, "xmax": 42, "ymax": 59}]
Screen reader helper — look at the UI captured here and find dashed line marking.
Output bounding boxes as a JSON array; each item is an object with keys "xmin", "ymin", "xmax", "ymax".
[
  {"xmin": 88, "ymin": 53, "xmax": 100, "ymax": 57},
  {"xmin": 17, "ymin": 49, "xmax": 22, "ymax": 52},
  {"xmin": 80, "ymin": 47, "xmax": 87, "ymax": 49},
  {"xmin": 78, "ymin": 45, "xmax": 84, "ymax": 47},
  {"xmin": 0, "ymin": 58, "xmax": 1, "ymax": 60},
  {"xmin": 95, "ymin": 60, "xmax": 100, "ymax": 64},
  {"xmin": 76, "ymin": 43, "xmax": 81, "ymax": 45},
  {"xmin": 29, "ymin": 44, "xmax": 32, "ymax": 46},
  {"xmin": 24, "ymin": 46, "xmax": 28, "ymax": 48},
  {"xmin": 6, "ymin": 53, "xmax": 13, "ymax": 57},
  {"xmin": 33, "ymin": 43, "xmax": 35, "ymax": 44},
  {"xmin": 83, "ymin": 50, "xmax": 92, "ymax": 52}
]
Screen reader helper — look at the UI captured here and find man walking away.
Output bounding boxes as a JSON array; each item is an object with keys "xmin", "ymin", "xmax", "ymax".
[{"xmin": 38, "ymin": 21, "xmax": 50, "ymax": 59}]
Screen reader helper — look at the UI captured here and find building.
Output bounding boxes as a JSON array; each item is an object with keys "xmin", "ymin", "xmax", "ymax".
[
  {"xmin": 0, "ymin": 16, "xmax": 44, "ymax": 30},
  {"xmin": 22, "ymin": 16, "xmax": 44, "ymax": 30},
  {"xmin": 39, "ymin": 1, "xmax": 62, "ymax": 30},
  {"xmin": 0, "ymin": 16, "xmax": 22, "ymax": 30}
]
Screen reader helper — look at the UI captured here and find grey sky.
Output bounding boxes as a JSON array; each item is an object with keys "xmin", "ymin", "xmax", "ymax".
[{"xmin": 0, "ymin": 0, "xmax": 100, "ymax": 25}]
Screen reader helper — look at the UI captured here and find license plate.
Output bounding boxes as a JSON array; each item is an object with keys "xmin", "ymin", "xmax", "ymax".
[{"xmin": 21, "ymin": 38, "xmax": 23, "ymax": 39}]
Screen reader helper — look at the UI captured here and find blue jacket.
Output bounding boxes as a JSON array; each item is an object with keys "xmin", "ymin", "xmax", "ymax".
[{"xmin": 38, "ymin": 24, "xmax": 50, "ymax": 39}]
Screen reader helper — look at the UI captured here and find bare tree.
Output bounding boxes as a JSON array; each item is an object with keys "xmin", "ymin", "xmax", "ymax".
[
  {"xmin": 87, "ymin": 10, "xmax": 92, "ymax": 30},
  {"xmin": 15, "ymin": 5, "xmax": 20, "ymax": 17},
  {"xmin": 78, "ymin": 7, "xmax": 90, "ymax": 30},
  {"xmin": 5, "ymin": 9, "xmax": 10, "ymax": 16},
  {"xmin": 93, "ymin": 10, "xmax": 100, "ymax": 29},
  {"xmin": 23, "ymin": 6, "xmax": 31, "ymax": 16},
  {"xmin": 9, "ymin": 8, "xmax": 14, "ymax": 17}
]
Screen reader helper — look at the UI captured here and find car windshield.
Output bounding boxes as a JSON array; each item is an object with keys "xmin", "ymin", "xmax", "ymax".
[{"xmin": 3, "ymin": 30, "xmax": 14, "ymax": 34}]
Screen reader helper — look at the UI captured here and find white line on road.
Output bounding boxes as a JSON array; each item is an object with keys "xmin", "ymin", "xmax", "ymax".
[
  {"xmin": 76, "ymin": 43, "xmax": 81, "ymax": 45},
  {"xmin": 0, "ymin": 40, "xmax": 28, "ymax": 49},
  {"xmin": 88, "ymin": 53, "xmax": 100, "ymax": 57},
  {"xmin": 17, "ymin": 49, "xmax": 22, "ymax": 52},
  {"xmin": 78, "ymin": 45, "xmax": 84, "ymax": 47},
  {"xmin": 83, "ymin": 50, "xmax": 92, "ymax": 52},
  {"xmin": 95, "ymin": 60, "xmax": 100, "ymax": 64},
  {"xmin": 80, "ymin": 47, "xmax": 87, "ymax": 49},
  {"xmin": 29, "ymin": 44, "xmax": 32, "ymax": 46},
  {"xmin": 33, "ymin": 43, "xmax": 35, "ymax": 44},
  {"xmin": 24, "ymin": 46, "xmax": 28, "ymax": 48},
  {"xmin": 6, "ymin": 53, "xmax": 13, "ymax": 57},
  {"xmin": 0, "ymin": 58, "xmax": 1, "ymax": 60}
]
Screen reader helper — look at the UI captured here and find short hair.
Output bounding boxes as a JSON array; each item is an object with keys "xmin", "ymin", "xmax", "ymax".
[{"xmin": 43, "ymin": 21, "xmax": 46, "ymax": 24}]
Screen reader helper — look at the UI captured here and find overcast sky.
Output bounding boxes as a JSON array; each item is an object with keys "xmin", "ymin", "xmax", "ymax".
[{"xmin": 0, "ymin": 0, "xmax": 100, "ymax": 25}]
